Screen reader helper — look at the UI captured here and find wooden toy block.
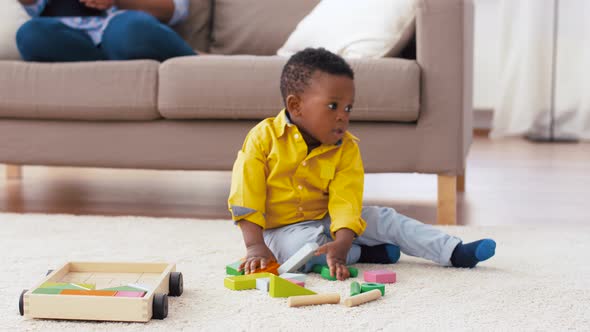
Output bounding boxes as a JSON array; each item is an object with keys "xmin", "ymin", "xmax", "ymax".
[
  {"xmin": 256, "ymin": 278, "xmax": 270, "ymax": 292},
  {"xmin": 312, "ymin": 264, "xmax": 324, "ymax": 274},
  {"xmin": 226, "ymin": 259, "xmax": 244, "ymax": 276},
  {"xmin": 115, "ymin": 291, "xmax": 146, "ymax": 298},
  {"xmin": 20, "ymin": 262, "xmax": 182, "ymax": 322},
  {"xmin": 135, "ymin": 275, "xmax": 161, "ymax": 288},
  {"xmin": 250, "ymin": 261, "xmax": 280, "ymax": 275},
  {"xmin": 287, "ymin": 293, "xmax": 340, "ymax": 307},
  {"xmin": 60, "ymin": 289, "xmax": 118, "ymax": 296},
  {"xmin": 268, "ymin": 274, "xmax": 316, "ymax": 298},
  {"xmin": 224, "ymin": 273, "xmax": 271, "ymax": 291},
  {"xmin": 285, "ymin": 279, "xmax": 305, "ymax": 287},
  {"xmin": 361, "ymin": 282, "xmax": 385, "ymax": 296},
  {"xmin": 279, "ymin": 273, "xmax": 307, "ymax": 282},
  {"xmin": 59, "ymin": 272, "xmax": 93, "ymax": 283},
  {"xmin": 350, "ymin": 281, "xmax": 361, "ymax": 296},
  {"xmin": 83, "ymin": 278, "xmax": 113, "ymax": 290},
  {"xmin": 126, "ymin": 283, "xmax": 151, "ymax": 292},
  {"xmin": 363, "ymin": 269, "xmax": 396, "ymax": 283},
  {"xmin": 40, "ymin": 282, "xmax": 95, "ymax": 290},
  {"xmin": 343, "ymin": 289, "xmax": 382, "ymax": 307},
  {"xmin": 314, "ymin": 265, "xmax": 359, "ymax": 281},
  {"xmin": 32, "ymin": 288, "xmax": 63, "ymax": 295},
  {"xmin": 278, "ymin": 242, "xmax": 319, "ymax": 274},
  {"xmin": 102, "ymin": 285, "xmax": 147, "ymax": 292}
]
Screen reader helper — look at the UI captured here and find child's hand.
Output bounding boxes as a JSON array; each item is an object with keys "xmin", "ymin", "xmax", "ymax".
[
  {"xmin": 241, "ymin": 243, "xmax": 277, "ymax": 274},
  {"xmin": 315, "ymin": 240, "xmax": 352, "ymax": 281}
]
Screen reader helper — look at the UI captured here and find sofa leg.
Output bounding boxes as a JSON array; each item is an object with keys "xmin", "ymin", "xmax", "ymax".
[
  {"xmin": 6, "ymin": 164, "xmax": 22, "ymax": 180},
  {"xmin": 457, "ymin": 171, "xmax": 465, "ymax": 192},
  {"xmin": 437, "ymin": 174, "xmax": 456, "ymax": 225}
]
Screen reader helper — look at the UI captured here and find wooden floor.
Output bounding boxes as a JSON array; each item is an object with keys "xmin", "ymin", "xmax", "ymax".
[{"xmin": 1, "ymin": 136, "xmax": 589, "ymax": 226}]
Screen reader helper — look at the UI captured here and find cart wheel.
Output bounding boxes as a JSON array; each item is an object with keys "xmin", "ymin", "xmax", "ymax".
[
  {"xmin": 152, "ymin": 294, "xmax": 168, "ymax": 320},
  {"xmin": 19, "ymin": 289, "xmax": 27, "ymax": 316},
  {"xmin": 169, "ymin": 272, "xmax": 183, "ymax": 296},
  {"xmin": 46, "ymin": 269, "xmax": 53, "ymax": 276}
]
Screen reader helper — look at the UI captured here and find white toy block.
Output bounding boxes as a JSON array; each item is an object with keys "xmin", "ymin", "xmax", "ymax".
[
  {"xmin": 278, "ymin": 242, "xmax": 319, "ymax": 274},
  {"xmin": 256, "ymin": 278, "xmax": 270, "ymax": 292},
  {"xmin": 279, "ymin": 273, "xmax": 307, "ymax": 282}
]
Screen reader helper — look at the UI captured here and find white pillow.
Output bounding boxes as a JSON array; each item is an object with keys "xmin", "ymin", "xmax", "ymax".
[
  {"xmin": 0, "ymin": 2, "xmax": 30, "ymax": 60},
  {"xmin": 277, "ymin": 0, "xmax": 418, "ymax": 59}
]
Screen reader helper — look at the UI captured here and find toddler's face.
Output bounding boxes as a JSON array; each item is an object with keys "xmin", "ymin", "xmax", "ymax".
[{"xmin": 291, "ymin": 71, "xmax": 355, "ymax": 145}]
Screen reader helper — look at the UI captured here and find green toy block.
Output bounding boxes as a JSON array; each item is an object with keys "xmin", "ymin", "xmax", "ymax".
[
  {"xmin": 32, "ymin": 288, "xmax": 63, "ymax": 294},
  {"xmin": 226, "ymin": 259, "xmax": 244, "ymax": 276},
  {"xmin": 350, "ymin": 281, "xmax": 361, "ymax": 296},
  {"xmin": 314, "ymin": 265, "xmax": 359, "ymax": 281},
  {"xmin": 268, "ymin": 274, "xmax": 316, "ymax": 298},
  {"xmin": 224, "ymin": 273, "xmax": 271, "ymax": 291},
  {"xmin": 101, "ymin": 285, "xmax": 146, "ymax": 292},
  {"xmin": 312, "ymin": 264, "xmax": 324, "ymax": 274},
  {"xmin": 361, "ymin": 282, "xmax": 385, "ymax": 296},
  {"xmin": 39, "ymin": 282, "xmax": 95, "ymax": 290}
]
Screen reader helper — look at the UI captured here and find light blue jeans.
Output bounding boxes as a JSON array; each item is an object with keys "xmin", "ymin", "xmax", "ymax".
[{"xmin": 263, "ymin": 206, "xmax": 462, "ymax": 272}]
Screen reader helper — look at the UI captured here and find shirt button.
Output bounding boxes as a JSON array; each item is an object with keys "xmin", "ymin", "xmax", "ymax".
[
  {"xmin": 302, "ymin": 161, "xmax": 307, "ymax": 166},
  {"xmin": 297, "ymin": 185, "xmax": 303, "ymax": 190},
  {"xmin": 298, "ymin": 206, "xmax": 303, "ymax": 211},
  {"xmin": 294, "ymin": 134, "xmax": 300, "ymax": 140}
]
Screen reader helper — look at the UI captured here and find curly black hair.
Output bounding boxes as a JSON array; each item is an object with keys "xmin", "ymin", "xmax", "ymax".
[{"xmin": 280, "ymin": 48, "xmax": 354, "ymax": 107}]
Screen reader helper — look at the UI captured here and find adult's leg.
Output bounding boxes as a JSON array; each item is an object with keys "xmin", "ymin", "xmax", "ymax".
[
  {"xmin": 355, "ymin": 206, "xmax": 462, "ymax": 266},
  {"xmin": 16, "ymin": 18, "xmax": 104, "ymax": 62},
  {"xmin": 101, "ymin": 11, "xmax": 196, "ymax": 61}
]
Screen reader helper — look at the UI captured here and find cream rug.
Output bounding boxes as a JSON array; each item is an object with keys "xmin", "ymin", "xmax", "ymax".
[{"xmin": 1, "ymin": 213, "xmax": 589, "ymax": 331}]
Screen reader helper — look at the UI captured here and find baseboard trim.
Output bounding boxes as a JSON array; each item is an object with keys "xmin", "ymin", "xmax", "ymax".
[{"xmin": 473, "ymin": 108, "xmax": 493, "ymax": 136}]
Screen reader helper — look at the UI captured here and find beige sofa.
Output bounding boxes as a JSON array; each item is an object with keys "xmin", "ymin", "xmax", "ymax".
[{"xmin": 0, "ymin": 0, "xmax": 473, "ymax": 225}]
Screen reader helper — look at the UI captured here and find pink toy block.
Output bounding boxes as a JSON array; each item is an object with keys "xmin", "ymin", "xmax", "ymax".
[
  {"xmin": 363, "ymin": 270, "xmax": 396, "ymax": 283},
  {"xmin": 285, "ymin": 279, "xmax": 305, "ymax": 287},
  {"xmin": 115, "ymin": 291, "xmax": 146, "ymax": 297}
]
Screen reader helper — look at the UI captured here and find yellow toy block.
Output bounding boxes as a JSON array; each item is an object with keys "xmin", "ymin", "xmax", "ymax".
[
  {"xmin": 40, "ymin": 282, "xmax": 95, "ymax": 290},
  {"xmin": 268, "ymin": 274, "xmax": 316, "ymax": 298},
  {"xmin": 223, "ymin": 273, "xmax": 272, "ymax": 291}
]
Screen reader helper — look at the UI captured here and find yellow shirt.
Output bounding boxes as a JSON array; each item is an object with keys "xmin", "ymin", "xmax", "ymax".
[{"xmin": 228, "ymin": 109, "xmax": 367, "ymax": 237}]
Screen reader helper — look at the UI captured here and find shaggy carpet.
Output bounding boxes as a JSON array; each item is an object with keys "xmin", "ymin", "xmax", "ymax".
[{"xmin": 1, "ymin": 213, "xmax": 589, "ymax": 331}]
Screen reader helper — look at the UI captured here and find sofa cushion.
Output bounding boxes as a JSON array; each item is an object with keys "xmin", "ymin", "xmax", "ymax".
[
  {"xmin": 159, "ymin": 55, "xmax": 420, "ymax": 122},
  {"xmin": 210, "ymin": 0, "xmax": 320, "ymax": 55},
  {"xmin": 0, "ymin": 60, "xmax": 160, "ymax": 121},
  {"xmin": 173, "ymin": 0, "xmax": 212, "ymax": 52}
]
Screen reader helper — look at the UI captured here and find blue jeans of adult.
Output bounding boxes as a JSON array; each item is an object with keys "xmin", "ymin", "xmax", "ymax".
[{"xmin": 16, "ymin": 11, "xmax": 196, "ymax": 62}]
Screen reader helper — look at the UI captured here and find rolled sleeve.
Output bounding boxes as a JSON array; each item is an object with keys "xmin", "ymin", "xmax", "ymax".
[
  {"xmin": 228, "ymin": 132, "xmax": 269, "ymax": 229},
  {"xmin": 168, "ymin": 0, "xmax": 189, "ymax": 25},
  {"xmin": 22, "ymin": 0, "xmax": 47, "ymax": 17},
  {"xmin": 328, "ymin": 141, "xmax": 366, "ymax": 237}
]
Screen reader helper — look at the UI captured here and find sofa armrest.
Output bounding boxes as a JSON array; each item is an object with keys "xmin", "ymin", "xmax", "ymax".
[{"xmin": 415, "ymin": 0, "xmax": 474, "ymax": 175}]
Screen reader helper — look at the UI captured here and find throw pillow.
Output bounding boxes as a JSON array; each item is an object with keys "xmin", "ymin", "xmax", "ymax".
[
  {"xmin": 0, "ymin": 2, "xmax": 29, "ymax": 60},
  {"xmin": 277, "ymin": 0, "xmax": 418, "ymax": 59}
]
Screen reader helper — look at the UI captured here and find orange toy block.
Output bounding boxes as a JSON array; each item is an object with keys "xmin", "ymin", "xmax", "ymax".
[
  {"xmin": 60, "ymin": 290, "xmax": 118, "ymax": 296},
  {"xmin": 250, "ymin": 261, "xmax": 280, "ymax": 275}
]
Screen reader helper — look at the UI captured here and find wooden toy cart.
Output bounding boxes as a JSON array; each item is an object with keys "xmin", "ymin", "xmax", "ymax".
[{"xmin": 19, "ymin": 262, "xmax": 183, "ymax": 322}]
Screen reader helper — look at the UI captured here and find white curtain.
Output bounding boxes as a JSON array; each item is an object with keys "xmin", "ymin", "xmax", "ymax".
[{"xmin": 491, "ymin": 0, "xmax": 590, "ymax": 140}]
